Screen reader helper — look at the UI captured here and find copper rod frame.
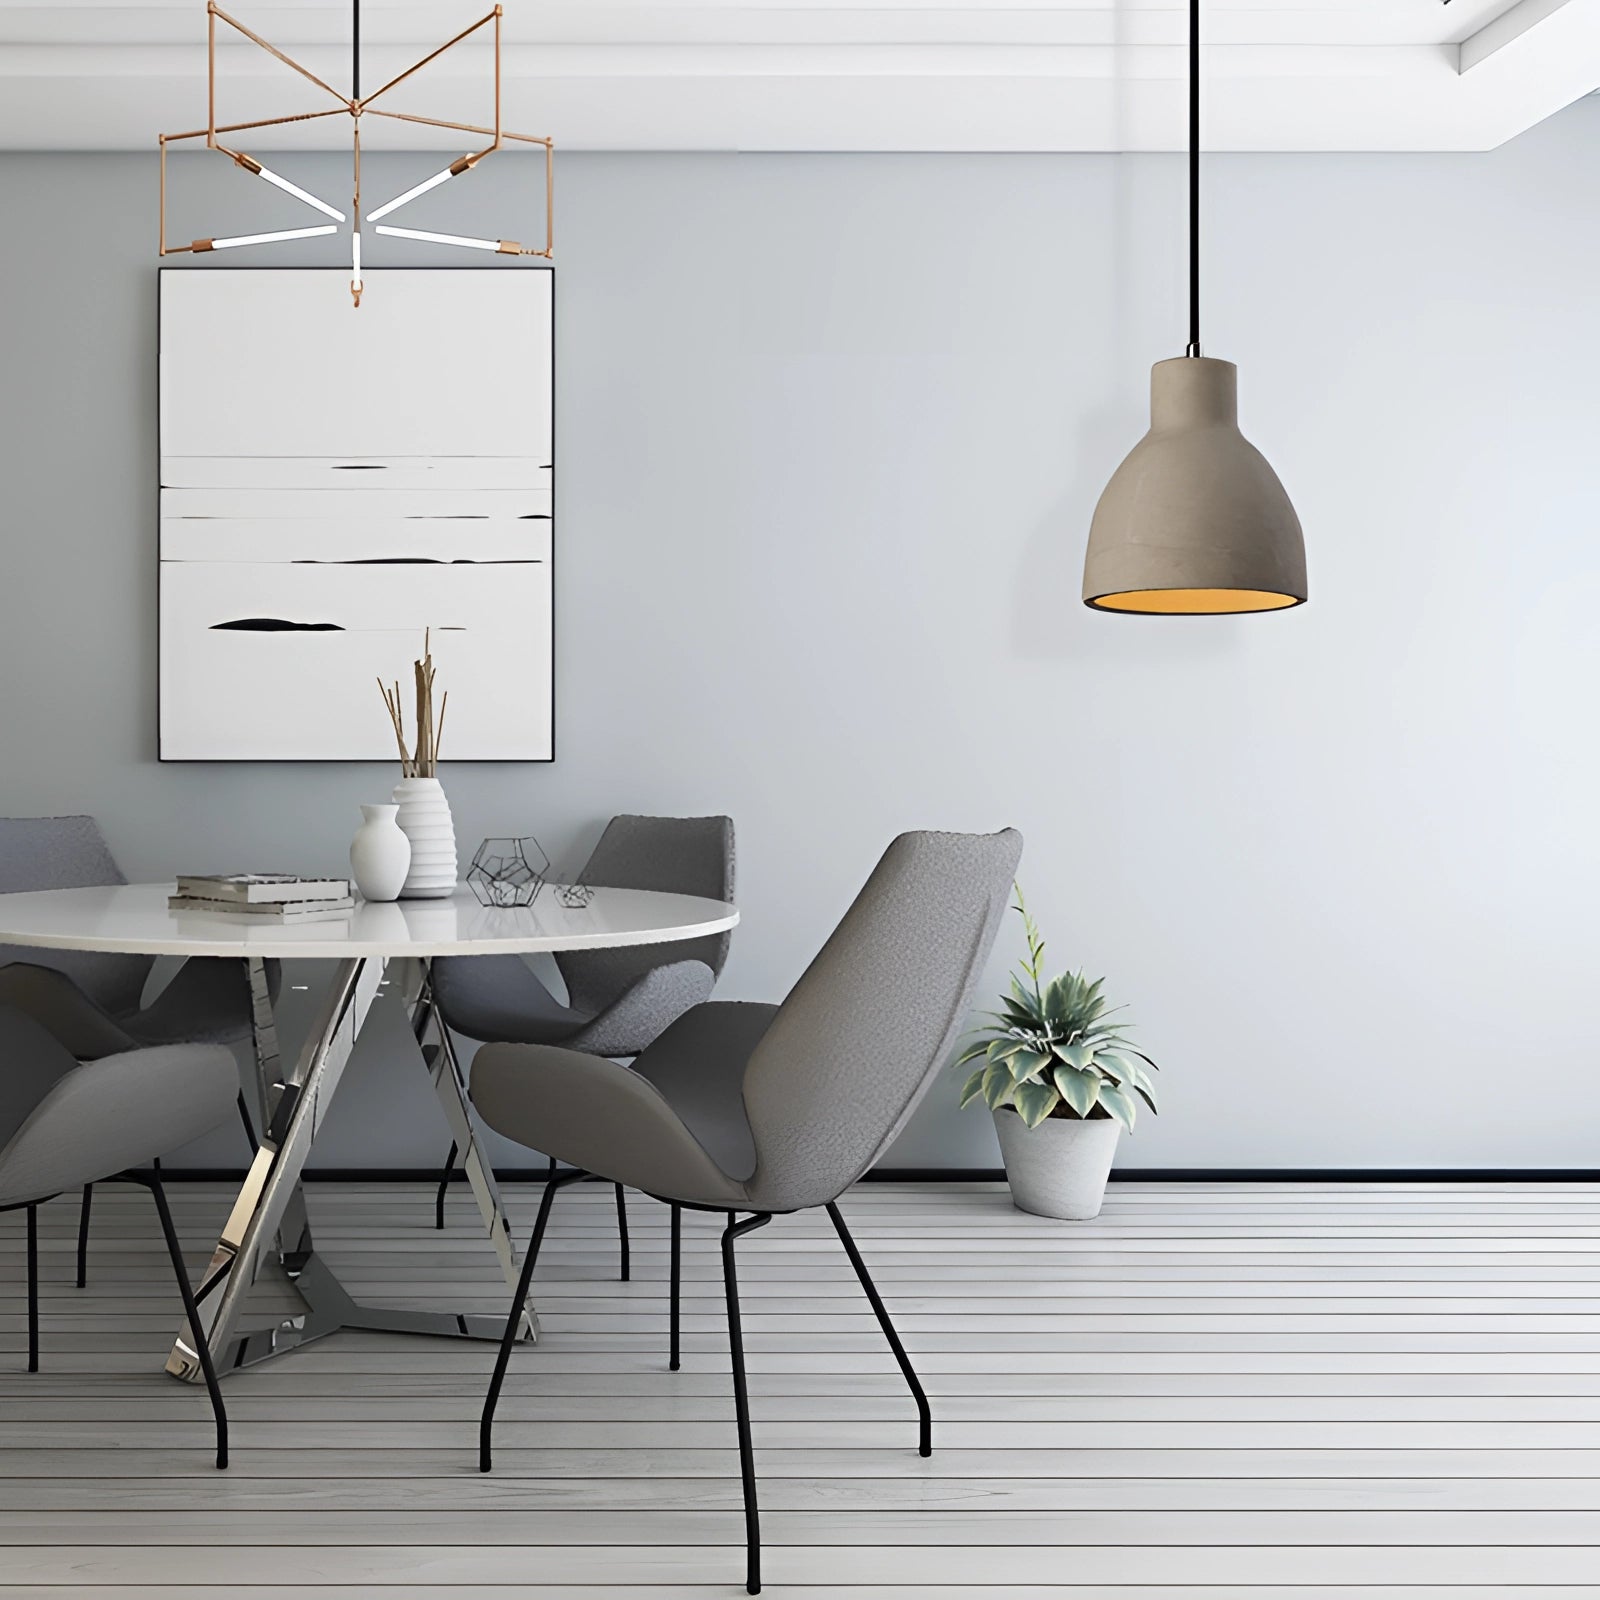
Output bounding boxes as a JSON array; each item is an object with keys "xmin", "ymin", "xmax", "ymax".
[
  {"xmin": 161, "ymin": 2, "xmax": 551, "ymax": 272},
  {"xmin": 361, "ymin": 107, "xmax": 548, "ymax": 148},
  {"xmin": 164, "ymin": 107, "xmax": 349, "ymax": 145},
  {"xmin": 355, "ymin": 8, "xmax": 498, "ymax": 114},
  {"xmin": 363, "ymin": 108, "xmax": 552, "ymax": 255},
  {"xmin": 209, "ymin": 3, "xmax": 354, "ymax": 117}
]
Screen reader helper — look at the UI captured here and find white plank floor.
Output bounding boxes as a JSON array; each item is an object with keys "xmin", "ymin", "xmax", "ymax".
[{"xmin": 2, "ymin": 1178, "xmax": 1599, "ymax": 1595}]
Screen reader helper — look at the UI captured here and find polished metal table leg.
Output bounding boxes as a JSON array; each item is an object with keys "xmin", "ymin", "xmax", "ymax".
[
  {"xmin": 243, "ymin": 955, "xmax": 311, "ymax": 1265},
  {"xmin": 419, "ymin": 973, "xmax": 516, "ymax": 1276},
  {"xmin": 243, "ymin": 955, "xmax": 280, "ymax": 1127},
  {"xmin": 415, "ymin": 964, "xmax": 537, "ymax": 1339},
  {"xmin": 167, "ymin": 956, "xmax": 385, "ymax": 1381},
  {"xmin": 168, "ymin": 954, "xmax": 535, "ymax": 1383},
  {"xmin": 400, "ymin": 966, "xmax": 537, "ymax": 1344}
]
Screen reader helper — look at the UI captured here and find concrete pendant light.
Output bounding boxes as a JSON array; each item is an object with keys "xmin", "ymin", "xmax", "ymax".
[{"xmin": 1083, "ymin": 0, "xmax": 1306, "ymax": 615}]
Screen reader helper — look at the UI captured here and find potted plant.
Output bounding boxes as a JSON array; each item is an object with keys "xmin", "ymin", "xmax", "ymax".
[{"xmin": 959, "ymin": 891, "xmax": 1159, "ymax": 1219}]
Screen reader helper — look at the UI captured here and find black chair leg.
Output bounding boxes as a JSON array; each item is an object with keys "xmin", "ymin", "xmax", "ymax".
[
  {"xmin": 668, "ymin": 1202, "xmax": 681, "ymax": 1372},
  {"xmin": 235, "ymin": 1091, "xmax": 258, "ymax": 1157},
  {"xmin": 435, "ymin": 1142, "xmax": 458, "ymax": 1231},
  {"xmin": 25, "ymin": 1203, "xmax": 39, "ymax": 1373},
  {"xmin": 615, "ymin": 1184, "xmax": 630, "ymax": 1282},
  {"xmin": 722, "ymin": 1212, "xmax": 772, "ymax": 1595},
  {"xmin": 480, "ymin": 1165, "xmax": 588, "ymax": 1473},
  {"xmin": 142, "ymin": 1173, "xmax": 229, "ymax": 1470},
  {"xmin": 76, "ymin": 1185, "xmax": 92, "ymax": 1289},
  {"xmin": 826, "ymin": 1199, "xmax": 931, "ymax": 1456}
]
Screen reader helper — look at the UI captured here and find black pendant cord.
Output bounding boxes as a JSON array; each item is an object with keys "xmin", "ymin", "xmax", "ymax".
[
  {"xmin": 1186, "ymin": 0, "xmax": 1201, "ymax": 358},
  {"xmin": 352, "ymin": 0, "xmax": 360, "ymax": 101}
]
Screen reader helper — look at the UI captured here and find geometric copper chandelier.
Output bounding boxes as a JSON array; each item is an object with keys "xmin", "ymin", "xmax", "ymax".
[{"xmin": 159, "ymin": 1, "xmax": 553, "ymax": 306}]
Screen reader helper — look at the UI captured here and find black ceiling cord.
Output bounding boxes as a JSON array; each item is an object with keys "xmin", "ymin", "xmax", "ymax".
[
  {"xmin": 352, "ymin": 0, "xmax": 360, "ymax": 101},
  {"xmin": 1187, "ymin": 0, "xmax": 1200, "ymax": 357}
]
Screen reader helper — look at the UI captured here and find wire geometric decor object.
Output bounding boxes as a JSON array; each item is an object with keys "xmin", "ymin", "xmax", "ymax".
[
  {"xmin": 467, "ymin": 836, "xmax": 551, "ymax": 908},
  {"xmin": 159, "ymin": 1, "xmax": 553, "ymax": 307}
]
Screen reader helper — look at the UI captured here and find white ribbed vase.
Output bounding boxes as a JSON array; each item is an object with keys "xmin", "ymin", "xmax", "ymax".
[{"xmin": 391, "ymin": 777, "xmax": 457, "ymax": 899}]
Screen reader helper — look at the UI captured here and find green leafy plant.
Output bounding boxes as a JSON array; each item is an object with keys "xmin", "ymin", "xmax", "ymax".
[{"xmin": 958, "ymin": 888, "xmax": 1160, "ymax": 1133}]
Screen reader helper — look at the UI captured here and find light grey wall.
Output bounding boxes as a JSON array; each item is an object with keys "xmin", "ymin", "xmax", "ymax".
[{"xmin": 3, "ymin": 102, "xmax": 1599, "ymax": 1171}]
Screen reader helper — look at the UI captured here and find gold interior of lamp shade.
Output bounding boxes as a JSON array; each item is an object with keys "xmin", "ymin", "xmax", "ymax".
[{"xmin": 1087, "ymin": 588, "xmax": 1304, "ymax": 615}]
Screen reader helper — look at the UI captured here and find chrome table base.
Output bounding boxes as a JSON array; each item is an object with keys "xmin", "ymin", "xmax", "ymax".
[
  {"xmin": 166, "ymin": 955, "xmax": 532, "ymax": 1384},
  {"xmin": 214, "ymin": 1255, "xmax": 536, "ymax": 1370}
]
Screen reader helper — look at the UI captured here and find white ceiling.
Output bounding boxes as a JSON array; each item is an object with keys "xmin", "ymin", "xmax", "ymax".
[{"xmin": 2, "ymin": 0, "xmax": 1598, "ymax": 152}]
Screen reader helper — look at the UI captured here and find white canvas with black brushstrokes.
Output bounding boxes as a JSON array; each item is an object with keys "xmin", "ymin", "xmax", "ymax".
[{"xmin": 158, "ymin": 268, "xmax": 554, "ymax": 761}]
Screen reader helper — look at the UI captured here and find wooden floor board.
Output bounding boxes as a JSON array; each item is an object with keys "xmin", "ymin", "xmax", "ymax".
[{"xmin": 0, "ymin": 1178, "xmax": 1596, "ymax": 1591}]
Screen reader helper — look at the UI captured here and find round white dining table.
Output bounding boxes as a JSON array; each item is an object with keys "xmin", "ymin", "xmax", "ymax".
[
  {"xmin": 0, "ymin": 881, "xmax": 738, "ymax": 960},
  {"xmin": 0, "ymin": 882, "xmax": 740, "ymax": 1382}
]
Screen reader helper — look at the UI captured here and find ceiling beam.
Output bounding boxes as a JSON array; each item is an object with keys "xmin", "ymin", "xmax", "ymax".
[{"xmin": 1461, "ymin": 0, "xmax": 1588, "ymax": 70}]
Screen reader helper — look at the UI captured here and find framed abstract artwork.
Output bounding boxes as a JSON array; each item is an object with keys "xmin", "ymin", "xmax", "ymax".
[{"xmin": 158, "ymin": 268, "xmax": 553, "ymax": 761}]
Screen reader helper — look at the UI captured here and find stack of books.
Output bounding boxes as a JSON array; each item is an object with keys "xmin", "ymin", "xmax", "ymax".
[{"xmin": 169, "ymin": 874, "xmax": 356, "ymax": 924}]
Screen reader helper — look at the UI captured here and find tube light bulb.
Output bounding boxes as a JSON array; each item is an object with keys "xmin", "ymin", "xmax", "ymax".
[
  {"xmin": 352, "ymin": 230, "xmax": 362, "ymax": 275},
  {"xmin": 376, "ymin": 224, "xmax": 502, "ymax": 252},
  {"xmin": 255, "ymin": 164, "xmax": 345, "ymax": 222},
  {"xmin": 365, "ymin": 153, "xmax": 479, "ymax": 225},
  {"xmin": 366, "ymin": 167, "xmax": 454, "ymax": 223},
  {"xmin": 203, "ymin": 225, "xmax": 338, "ymax": 251}
]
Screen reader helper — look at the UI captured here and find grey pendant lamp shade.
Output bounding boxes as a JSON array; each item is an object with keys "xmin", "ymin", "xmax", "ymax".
[
  {"xmin": 1082, "ymin": 0, "xmax": 1306, "ymax": 616},
  {"xmin": 1083, "ymin": 357, "xmax": 1306, "ymax": 613}
]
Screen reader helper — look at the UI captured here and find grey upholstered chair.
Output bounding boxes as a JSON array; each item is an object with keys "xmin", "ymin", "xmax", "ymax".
[
  {"xmin": 429, "ymin": 813, "xmax": 736, "ymax": 1257},
  {"xmin": 0, "ymin": 1002, "xmax": 231, "ymax": 1468},
  {"xmin": 471, "ymin": 827, "xmax": 1022, "ymax": 1594},
  {"xmin": 0, "ymin": 816, "xmax": 266, "ymax": 1286}
]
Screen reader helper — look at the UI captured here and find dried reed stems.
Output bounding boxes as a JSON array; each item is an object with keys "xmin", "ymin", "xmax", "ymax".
[{"xmin": 377, "ymin": 628, "xmax": 450, "ymax": 778}]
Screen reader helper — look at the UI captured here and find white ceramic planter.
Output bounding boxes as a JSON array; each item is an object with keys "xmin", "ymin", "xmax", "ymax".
[
  {"xmin": 349, "ymin": 803, "xmax": 411, "ymax": 903},
  {"xmin": 992, "ymin": 1108, "xmax": 1121, "ymax": 1220},
  {"xmin": 392, "ymin": 776, "xmax": 457, "ymax": 899}
]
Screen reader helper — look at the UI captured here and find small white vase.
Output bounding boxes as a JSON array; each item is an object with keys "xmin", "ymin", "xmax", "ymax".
[
  {"xmin": 993, "ymin": 1108, "xmax": 1121, "ymax": 1220},
  {"xmin": 392, "ymin": 776, "xmax": 458, "ymax": 899},
  {"xmin": 349, "ymin": 803, "xmax": 411, "ymax": 903}
]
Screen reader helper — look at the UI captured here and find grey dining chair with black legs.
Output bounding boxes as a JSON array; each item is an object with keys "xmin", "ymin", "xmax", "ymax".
[
  {"xmin": 429, "ymin": 813, "xmax": 736, "ymax": 1275},
  {"xmin": 470, "ymin": 827, "xmax": 1022, "ymax": 1593},
  {"xmin": 0, "ymin": 816, "xmax": 271, "ymax": 1288},
  {"xmin": 0, "ymin": 1003, "xmax": 233, "ymax": 1469}
]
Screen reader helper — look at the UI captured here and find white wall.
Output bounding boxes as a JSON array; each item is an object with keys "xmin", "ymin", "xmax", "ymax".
[{"xmin": 2, "ymin": 102, "xmax": 1598, "ymax": 1169}]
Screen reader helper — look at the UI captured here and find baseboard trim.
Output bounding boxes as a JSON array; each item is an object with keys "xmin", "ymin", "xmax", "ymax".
[
  {"xmin": 1105, "ymin": 1168, "xmax": 1600, "ymax": 1182},
  {"xmin": 148, "ymin": 1165, "xmax": 1600, "ymax": 1183}
]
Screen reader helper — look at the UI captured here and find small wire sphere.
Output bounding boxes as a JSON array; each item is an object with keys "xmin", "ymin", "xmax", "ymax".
[
  {"xmin": 467, "ymin": 837, "xmax": 551, "ymax": 908},
  {"xmin": 555, "ymin": 881, "xmax": 595, "ymax": 909}
]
